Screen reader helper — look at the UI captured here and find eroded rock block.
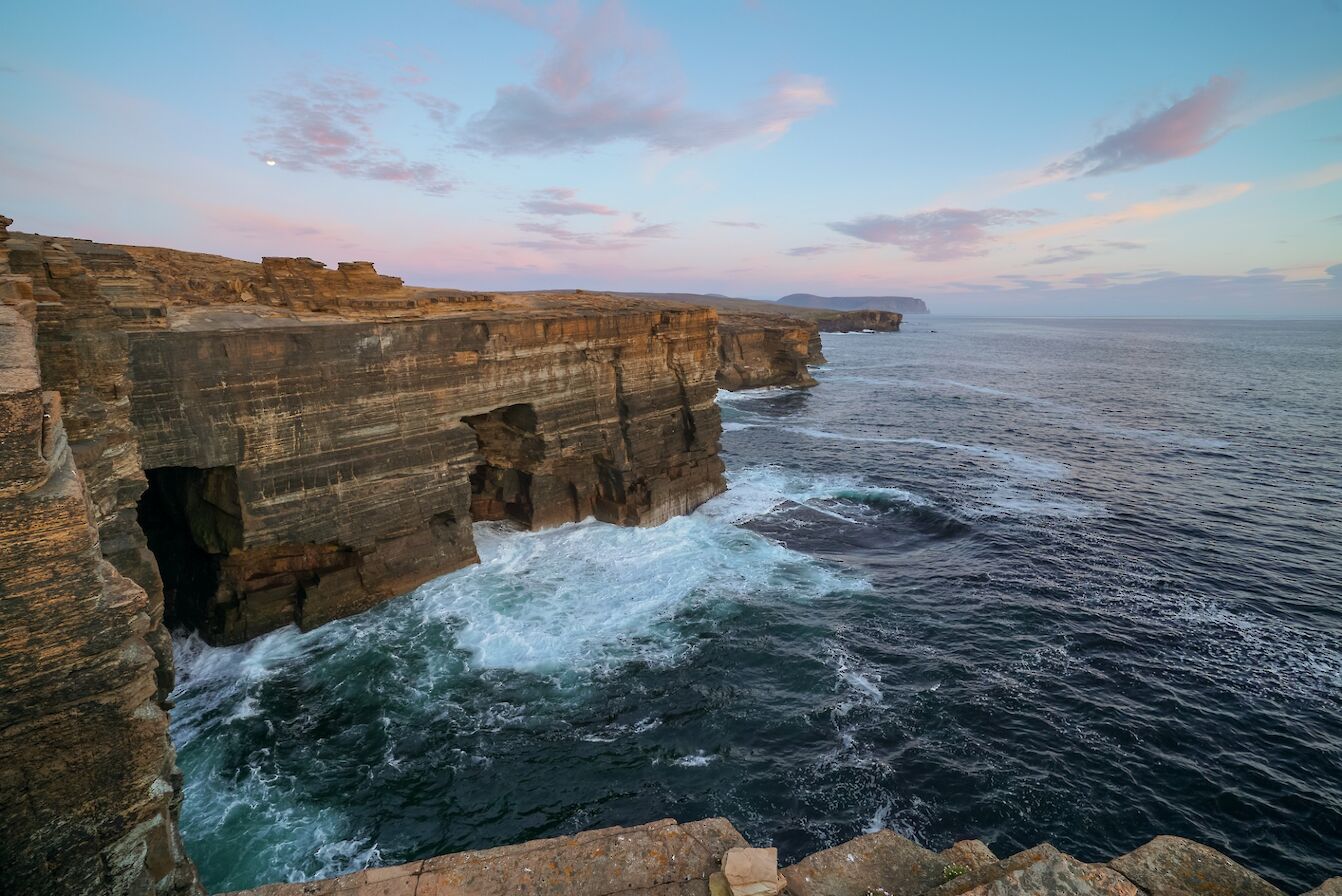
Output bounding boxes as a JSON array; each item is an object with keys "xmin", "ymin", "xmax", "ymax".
[
  {"xmin": 721, "ymin": 846, "xmax": 784, "ymax": 895},
  {"xmin": 781, "ymin": 829, "xmax": 944, "ymax": 896},
  {"xmin": 927, "ymin": 844, "xmax": 1139, "ymax": 896},
  {"xmin": 1109, "ymin": 836, "xmax": 1287, "ymax": 896}
]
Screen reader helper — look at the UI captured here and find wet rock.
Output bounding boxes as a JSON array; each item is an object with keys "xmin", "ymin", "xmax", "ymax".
[
  {"xmin": 1109, "ymin": 836, "xmax": 1287, "ymax": 896},
  {"xmin": 780, "ymin": 829, "xmax": 945, "ymax": 896}
]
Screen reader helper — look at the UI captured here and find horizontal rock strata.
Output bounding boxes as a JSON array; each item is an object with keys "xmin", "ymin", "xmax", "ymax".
[
  {"xmin": 7, "ymin": 230, "xmax": 726, "ymax": 649},
  {"xmin": 811, "ymin": 308, "xmax": 902, "ymax": 332},
  {"xmin": 220, "ymin": 819, "xmax": 1326, "ymax": 896},
  {"xmin": 0, "ymin": 217, "xmax": 198, "ymax": 895},
  {"xmin": 716, "ymin": 311, "xmax": 821, "ymax": 390}
]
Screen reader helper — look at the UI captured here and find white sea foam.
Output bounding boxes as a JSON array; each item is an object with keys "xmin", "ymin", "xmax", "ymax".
[
  {"xmin": 715, "ymin": 386, "xmax": 799, "ymax": 403},
  {"xmin": 721, "ymin": 421, "xmax": 755, "ymax": 432},
  {"xmin": 414, "ymin": 515, "xmax": 860, "ymax": 678},
  {"xmin": 672, "ymin": 751, "xmax": 716, "ymax": 767},
  {"xmin": 783, "ymin": 426, "xmax": 1068, "ymax": 480},
  {"xmin": 702, "ymin": 464, "xmax": 933, "ymax": 526}
]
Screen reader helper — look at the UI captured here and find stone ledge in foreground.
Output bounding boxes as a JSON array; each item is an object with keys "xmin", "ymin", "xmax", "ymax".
[{"xmin": 219, "ymin": 818, "xmax": 1335, "ymax": 896}]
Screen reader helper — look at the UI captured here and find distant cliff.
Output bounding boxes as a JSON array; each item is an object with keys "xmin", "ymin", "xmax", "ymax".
[
  {"xmin": 780, "ymin": 293, "xmax": 929, "ymax": 314},
  {"xmin": 588, "ymin": 291, "xmax": 898, "ymax": 386}
]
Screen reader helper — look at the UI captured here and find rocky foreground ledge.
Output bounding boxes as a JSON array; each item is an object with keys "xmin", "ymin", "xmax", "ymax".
[{"xmin": 221, "ymin": 818, "xmax": 1338, "ymax": 896}]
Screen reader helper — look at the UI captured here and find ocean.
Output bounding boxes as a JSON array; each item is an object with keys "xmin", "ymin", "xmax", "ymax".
[{"xmin": 169, "ymin": 317, "xmax": 1342, "ymax": 893}]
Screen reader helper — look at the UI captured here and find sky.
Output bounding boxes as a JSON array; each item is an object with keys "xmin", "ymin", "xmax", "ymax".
[{"xmin": 2, "ymin": 0, "xmax": 1341, "ymax": 316}]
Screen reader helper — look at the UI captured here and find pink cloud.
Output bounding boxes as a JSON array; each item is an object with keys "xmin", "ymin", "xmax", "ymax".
[
  {"xmin": 460, "ymin": 0, "xmax": 831, "ymax": 154},
  {"xmin": 829, "ymin": 208, "xmax": 1047, "ymax": 261},
  {"xmin": 249, "ymin": 73, "xmax": 455, "ymax": 195},
  {"xmin": 1047, "ymin": 76, "xmax": 1237, "ymax": 178},
  {"xmin": 521, "ymin": 187, "xmax": 620, "ymax": 216}
]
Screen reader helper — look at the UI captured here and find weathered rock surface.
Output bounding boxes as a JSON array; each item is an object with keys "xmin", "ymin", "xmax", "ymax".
[
  {"xmin": 4, "ymin": 232, "xmax": 728, "ymax": 645},
  {"xmin": 926, "ymin": 845, "xmax": 1139, "ymax": 896},
  {"xmin": 1109, "ymin": 836, "xmax": 1287, "ymax": 896},
  {"xmin": 218, "ymin": 818, "xmax": 748, "ymax": 896},
  {"xmin": 940, "ymin": 840, "xmax": 1000, "ymax": 874},
  {"xmin": 781, "ymin": 829, "xmax": 945, "ymax": 896},
  {"xmin": 1304, "ymin": 878, "xmax": 1342, "ymax": 896},
  {"xmin": 222, "ymin": 825, "xmax": 1337, "ymax": 896},
  {"xmin": 0, "ymin": 217, "xmax": 198, "ymax": 895},
  {"xmin": 716, "ymin": 311, "xmax": 820, "ymax": 390},
  {"xmin": 812, "ymin": 308, "xmax": 903, "ymax": 332}
]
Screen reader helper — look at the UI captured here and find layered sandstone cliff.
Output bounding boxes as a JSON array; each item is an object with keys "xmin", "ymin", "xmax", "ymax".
[
  {"xmin": 0, "ymin": 217, "xmax": 731, "ymax": 896},
  {"xmin": 812, "ymin": 308, "xmax": 902, "ymax": 332},
  {"xmin": 0, "ymin": 218, "xmax": 198, "ymax": 895},
  {"xmin": 9, "ymin": 232, "xmax": 725, "ymax": 648},
  {"xmin": 716, "ymin": 311, "xmax": 821, "ymax": 390}
]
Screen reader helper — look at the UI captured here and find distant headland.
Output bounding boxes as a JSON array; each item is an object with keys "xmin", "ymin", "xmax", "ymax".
[{"xmin": 779, "ymin": 293, "xmax": 930, "ymax": 314}]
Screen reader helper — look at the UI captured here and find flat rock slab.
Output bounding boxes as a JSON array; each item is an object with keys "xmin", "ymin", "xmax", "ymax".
[
  {"xmin": 221, "ymin": 818, "xmax": 748, "ymax": 896},
  {"xmin": 927, "ymin": 845, "xmax": 1139, "ymax": 896},
  {"xmin": 781, "ymin": 829, "xmax": 946, "ymax": 896},
  {"xmin": 1109, "ymin": 836, "xmax": 1287, "ymax": 896}
]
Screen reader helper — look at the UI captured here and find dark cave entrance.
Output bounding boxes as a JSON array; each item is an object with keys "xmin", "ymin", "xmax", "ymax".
[
  {"xmin": 463, "ymin": 403, "xmax": 543, "ymax": 527},
  {"xmin": 137, "ymin": 466, "xmax": 242, "ymax": 633}
]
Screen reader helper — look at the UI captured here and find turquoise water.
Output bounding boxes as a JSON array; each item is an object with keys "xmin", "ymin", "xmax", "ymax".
[{"xmin": 172, "ymin": 318, "xmax": 1342, "ymax": 893}]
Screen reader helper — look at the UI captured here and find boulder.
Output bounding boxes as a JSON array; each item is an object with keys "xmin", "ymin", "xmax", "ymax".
[
  {"xmin": 926, "ymin": 844, "xmax": 1139, "ymax": 896},
  {"xmin": 1109, "ymin": 836, "xmax": 1286, "ymax": 896},
  {"xmin": 781, "ymin": 829, "xmax": 945, "ymax": 896}
]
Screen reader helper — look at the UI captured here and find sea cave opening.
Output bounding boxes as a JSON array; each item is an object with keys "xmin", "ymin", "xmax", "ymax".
[
  {"xmin": 463, "ymin": 403, "xmax": 543, "ymax": 527},
  {"xmin": 136, "ymin": 465, "xmax": 242, "ymax": 633}
]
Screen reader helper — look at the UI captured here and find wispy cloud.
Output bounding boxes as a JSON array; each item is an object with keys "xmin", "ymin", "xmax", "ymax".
[
  {"xmin": 508, "ymin": 213, "xmax": 674, "ymax": 251},
  {"xmin": 249, "ymin": 73, "xmax": 455, "ymax": 195},
  {"xmin": 829, "ymin": 207, "xmax": 1047, "ymax": 261},
  {"xmin": 626, "ymin": 222, "xmax": 675, "ymax": 238},
  {"xmin": 1022, "ymin": 182, "xmax": 1251, "ymax": 241},
  {"xmin": 521, "ymin": 187, "xmax": 619, "ymax": 216},
  {"xmin": 715, "ymin": 220, "xmax": 763, "ymax": 229},
  {"xmin": 406, "ymin": 91, "xmax": 460, "ymax": 128},
  {"xmin": 460, "ymin": 0, "xmax": 831, "ymax": 155},
  {"xmin": 1281, "ymin": 161, "xmax": 1342, "ymax": 190},
  {"xmin": 1046, "ymin": 76, "xmax": 1237, "ymax": 178},
  {"xmin": 1033, "ymin": 240, "xmax": 1144, "ymax": 265},
  {"xmin": 785, "ymin": 245, "xmax": 833, "ymax": 257},
  {"xmin": 1034, "ymin": 244, "xmax": 1094, "ymax": 265}
]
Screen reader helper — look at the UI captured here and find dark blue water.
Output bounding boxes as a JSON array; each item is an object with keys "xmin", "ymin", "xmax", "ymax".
[{"xmin": 170, "ymin": 318, "xmax": 1342, "ymax": 893}]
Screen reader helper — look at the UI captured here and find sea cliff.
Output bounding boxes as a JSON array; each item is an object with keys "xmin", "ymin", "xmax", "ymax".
[{"xmin": 0, "ymin": 217, "xmax": 736, "ymax": 894}]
